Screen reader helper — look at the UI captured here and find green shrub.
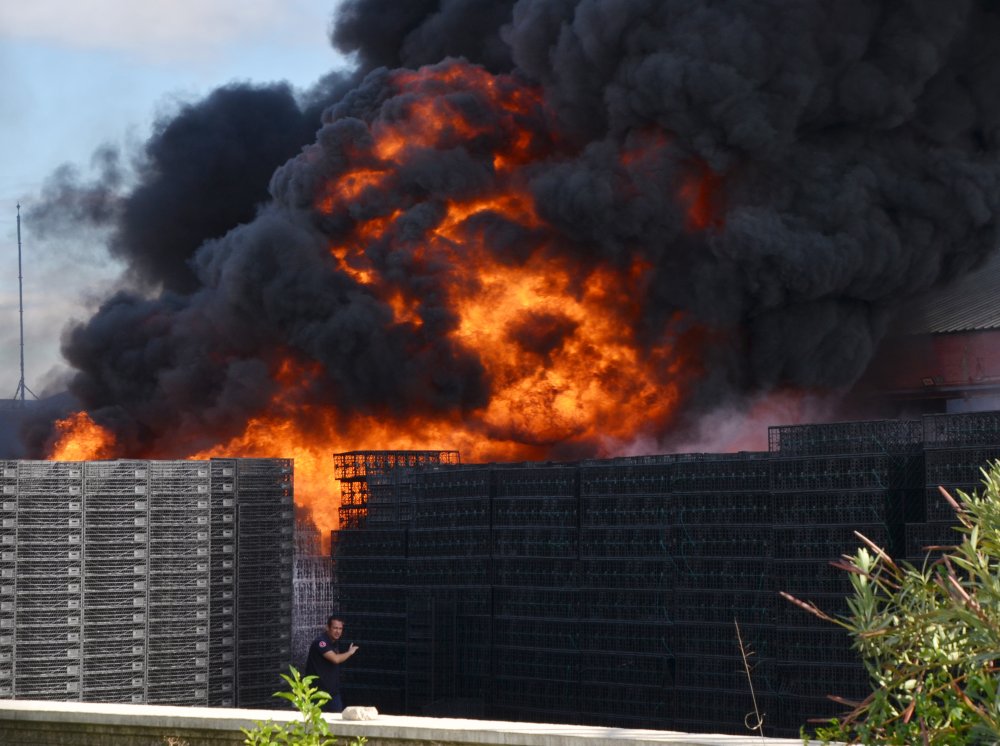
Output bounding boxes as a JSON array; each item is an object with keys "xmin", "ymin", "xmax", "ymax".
[
  {"xmin": 783, "ymin": 460, "xmax": 1000, "ymax": 745},
  {"xmin": 242, "ymin": 666, "xmax": 340, "ymax": 746}
]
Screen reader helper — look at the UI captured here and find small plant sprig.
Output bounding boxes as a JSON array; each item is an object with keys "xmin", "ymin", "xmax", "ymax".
[{"xmin": 242, "ymin": 666, "xmax": 336, "ymax": 746}]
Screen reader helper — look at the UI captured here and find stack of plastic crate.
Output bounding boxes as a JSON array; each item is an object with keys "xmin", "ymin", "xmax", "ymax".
[
  {"xmin": 491, "ymin": 466, "xmax": 580, "ymax": 724},
  {"xmin": 327, "ymin": 452, "xmax": 472, "ymax": 714},
  {"xmin": 0, "ymin": 461, "xmax": 16, "ymax": 699},
  {"xmin": 80, "ymin": 460, "xmax": 150, "ymax": 704},
  {"xmin": 334, "ymin": 451, "xmax": 460, "ymax": 529},
  {"xmin": 205, "ymin": 459, "xmax": 237, "ymax": 707},
  {"xmin": 404, "ymin": 467, "xmax": 491, "ymax": 715},
  {"xmin": 767, "ymin": 420, "xmax": 923, "ymax": 736},
  {"xmin": 667, "ymin": 453, "xmax": 772, "ymax": 732},
  {"xmin": 575, "ymin": 459, "xmax": 673, "ymax": 727},
  {"xmin": 233, "ymin": 458, "xmax": 294, "ymax": 707},
  {"xmin": 145, "ymin": 461, "xmax": 211, "ymax": 705},
  {"xmin": 329, "ymin": 527, "xmax": 408, "ymax": 713},
  {"xmin": 9, "ymin": 461, "xmax": 85, "ymax": 700},
  {"xmin": 916, "ymin": 412, "xmax": 1000, "ymax": 561}
]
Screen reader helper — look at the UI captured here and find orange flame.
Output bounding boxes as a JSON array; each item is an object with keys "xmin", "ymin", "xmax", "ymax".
[
  {"xmin": 46, "ymin": 61, "xmax": 712, "ymax": 543},
  {"xmin": 49, "ymin": 412, "xmax": 117, "ymax": 461},
  {"xmin": 679, "ymin": 161, "xmax": 724, "ymax": 232}
]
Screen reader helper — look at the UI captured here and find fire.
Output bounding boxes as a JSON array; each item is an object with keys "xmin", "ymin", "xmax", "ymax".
[
  {"xmin": 49, "ymin": 412, "xmax": 116, "ymax": 461},
  {"xmin": 679, "ymin": 161, "xmax": 724, "ymax": 231},
  {"xmin": 46, "ymin": 60, "xmax": 712, "ymax": 541}
]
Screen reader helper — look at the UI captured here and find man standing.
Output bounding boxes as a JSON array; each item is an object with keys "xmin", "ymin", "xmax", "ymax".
[{"xmin": 304, "ymin": 615, "xmax": 359, "ymax": 712}]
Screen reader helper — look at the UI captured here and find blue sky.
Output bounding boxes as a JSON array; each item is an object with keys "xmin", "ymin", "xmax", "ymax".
[{"xmin": 0, "ymin": 0, "xmax": 349, "ymax": 398}]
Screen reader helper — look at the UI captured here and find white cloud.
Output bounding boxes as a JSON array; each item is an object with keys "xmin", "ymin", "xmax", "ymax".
[{"xmin": 1, "ymin": 0, "xmax": 337, "ymax": 63}]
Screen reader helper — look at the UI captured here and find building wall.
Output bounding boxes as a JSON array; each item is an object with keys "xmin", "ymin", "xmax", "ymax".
[
  {"xmin": 0, "ymin": 699, "xmax": 810, "ymax": 746},
  {"xmin": 865, "ymin": 329, "xmax": 1000, "ymax": 411}
]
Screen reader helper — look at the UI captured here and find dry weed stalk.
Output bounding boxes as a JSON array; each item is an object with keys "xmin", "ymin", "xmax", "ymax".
[{"xmin": 734, "ymin": 618, "xmax": 765, "ymax": 741}]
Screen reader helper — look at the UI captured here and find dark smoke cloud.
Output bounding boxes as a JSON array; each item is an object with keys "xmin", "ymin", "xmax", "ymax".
[
  {"xmin": 332, "ymin": 0, "xmax": 516, "ymax": 73},
  {"xmin": 27, "ymin": 146, "xmax": 123, "ymax": 237},
  {"xmin": 514, "ymin": 0, "xmax": 1000, "ymax": 393},
  {"xmin": 28, "ymin": 80, "xmax": 354, "ymax": 294},
  {"xmin": 19, "ymin": 0, "xmax": 1000, "ymax": 456},
  {"xmin": 112, "ymin": 83, "xmax": 335, "ymax": 293}
]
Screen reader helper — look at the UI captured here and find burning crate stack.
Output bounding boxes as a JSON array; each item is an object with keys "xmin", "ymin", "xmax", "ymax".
[
  {"xmin": 329, "ymin": 451, "xmax": 463, "ymax": 713},
  {"xmin": 0, "ymin": 457, "xmax": 292, "ymax": 708}
]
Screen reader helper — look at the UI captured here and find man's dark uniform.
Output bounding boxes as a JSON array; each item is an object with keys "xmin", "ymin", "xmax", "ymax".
[{"xmin": 305, "ymin": 631, "xmax": 345, "ymax": 711}]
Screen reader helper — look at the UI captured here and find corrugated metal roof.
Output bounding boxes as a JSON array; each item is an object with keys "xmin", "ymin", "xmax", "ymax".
[{"xmin": 909, "ymin": 249, "xmax": 1000, "ymax": 333}]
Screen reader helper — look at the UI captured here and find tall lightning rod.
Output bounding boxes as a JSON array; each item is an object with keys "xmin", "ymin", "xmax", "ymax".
[{"xmin": 13, "ymin": 203, "xmax": 36, "ymax": 404}]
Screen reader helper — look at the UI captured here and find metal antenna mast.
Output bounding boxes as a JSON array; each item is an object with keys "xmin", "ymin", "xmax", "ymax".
[{"xmin": 13, "ymin": 203, "xmax": 36, "ymax": 404}]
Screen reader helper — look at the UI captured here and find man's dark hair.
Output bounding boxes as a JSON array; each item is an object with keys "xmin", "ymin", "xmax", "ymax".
[{"xmin": 326, "ymin": 615, "xmax": 344, "ymax": 627}]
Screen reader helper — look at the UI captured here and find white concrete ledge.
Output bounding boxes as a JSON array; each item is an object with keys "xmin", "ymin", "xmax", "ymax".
[{"xmin": 0, "ymin": 699, "xmax": 822, "ymax": 746}]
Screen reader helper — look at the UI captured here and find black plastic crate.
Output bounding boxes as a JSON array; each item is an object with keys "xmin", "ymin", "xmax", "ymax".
[
  {"xmin": 673, "ymin": 557, "xmax": 771, "ymax": 592},
  {"xmin": 772, "ymin": 523, "xmax": 890, "ymax": 563},
  {"xmin": 672, "ymin": 589, "xmax": 775, "ymax": 627},
  {"xmin": 494, "ymin": 557, "xmax": 578, "ymax": 587},
  {"xmin": 769, "ymin": 420, "xmax": 922, "ymax": 456},
  {"xmin": 923, "ymin": 412, "xmax": 1000, "ymax": 449},
  {"xmin": 580, "ymin": 557, "xmax": 673, "ymax": 591},
  {"xmin": 492, "ymin": 526, "xmax": 577, "ymax": 558},
  {"xmin": 669, "ymin": 455, "xmax": 770, "ymax": 492},
  {"xmin": 905, "ymin": 520, "xmax": 963, "ymax": 561},
  {"xmin": 579, "ymin": 494, "xmax": 669, "ymax": 525},
  {"xmin": 493, "ymin": 586, "xmax": 579, "ymax": 619},
  {"xmin": 667, "ymin": 492, "xmax": 771, "ymax": 526},
  {"xmin": 579, "ymin": 526, "xmax": 671, "ymax": 558}
]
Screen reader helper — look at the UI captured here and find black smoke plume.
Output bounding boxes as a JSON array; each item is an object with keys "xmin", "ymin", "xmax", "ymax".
[{"xmin": 21, "ymin": 0, "xmax": 1000, "ymax": 456}]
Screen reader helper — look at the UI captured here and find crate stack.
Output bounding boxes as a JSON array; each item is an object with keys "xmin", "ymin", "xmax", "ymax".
[
  {"xmin": 328, "ymin": 450, "xmax": 464, "ymax": 712},
  {"xmin": 80, "ymin": 461, "xmax": 149, "ymax": 704},
  {"xmin": 4, "ymin": 461, "xmax": 85, "ymax": 699},
  {"xmin": 232, "ymin": 458, "xmax": 294, "ymax": 707},
  {"xmin": 0, "ymin": 462, "xmax": 13, "ymax": 698},
  {"xmin": 491, "ymin": 466, "xmax": 579, "ymax": 723},
  {"xmin": 334, "ymin": 451, "xmax": 460, "ymax": 529},
  {"xmin": 206, "ymin": 460, "xmax": 237, "ymax": 707},
  {"xmin": 405, "ymin": 467, "xmax": 492, "ymax": 716},
  {"xmin": 145, "ymin": 461, "xmax": 212, "ymax": 704},
  {"xmin": 576, "ymin": 459, "xmax": 673, "ymax": 727},
  {"xmin": 917, "ymin": 412, "xmax": 1000, "ymax": 561},
  {"xmin": 667, "ymin": 453, "xmax": 772, "ymax": 731},
  {"xmin": 0, "ymin": 457, "xmax": 293, "ymax": 707},
  {"xmin": 329, "ymin": 527, "xmax": 409, "ymax": 712},
  {"xmin": 318, "ymin": 416, "xmax": 1000, "ymax": 734},
  {"xmin": 767, "ymin": 420, "xmax": 923, "ymax": 735}
]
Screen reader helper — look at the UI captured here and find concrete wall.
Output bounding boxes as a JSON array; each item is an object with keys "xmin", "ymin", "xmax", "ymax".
[{"xmin": 0, "ymin": 699, "xmax": 816, "ymax": 746}]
